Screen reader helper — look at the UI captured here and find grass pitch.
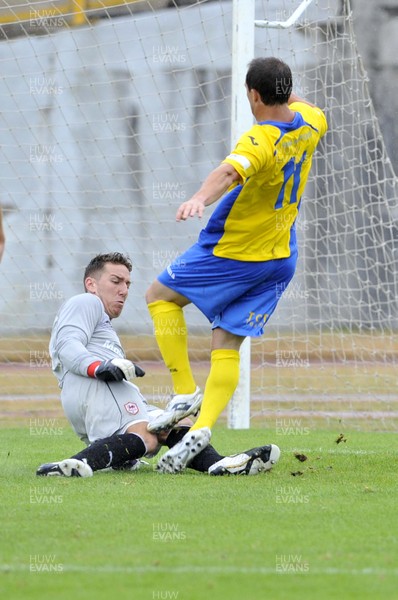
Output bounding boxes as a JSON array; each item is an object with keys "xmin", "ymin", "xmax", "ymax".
[
  {"xmin": 0, "ymin": 351, "xmax": 396, "ymax": 599},
  {"xmin": 0, "ymin": 425, "xmax": 397, "ymax": 600}
]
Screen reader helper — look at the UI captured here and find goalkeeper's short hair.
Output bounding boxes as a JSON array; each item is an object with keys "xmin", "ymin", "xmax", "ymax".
[{"xmin": 83, "ymin": 252, "xmax": 132, "ymax": 288}]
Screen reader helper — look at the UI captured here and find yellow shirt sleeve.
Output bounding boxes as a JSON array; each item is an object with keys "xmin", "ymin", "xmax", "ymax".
[
  {"xmin": 289, "ymin": 102, "xmax": 328, "ymax": 137},
  {"xmin": 222, "ymin": 125, "xmax": 274, "ymax": 181}
]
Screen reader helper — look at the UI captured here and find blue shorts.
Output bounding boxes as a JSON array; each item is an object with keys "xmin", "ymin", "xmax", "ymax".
[{"xmin": 157, "ymin": 243, "xmax": 297, "ymax": 337}]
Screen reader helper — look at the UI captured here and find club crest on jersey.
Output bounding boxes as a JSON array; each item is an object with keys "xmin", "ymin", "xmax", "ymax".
[{"xmin": 124, "ymin": 402, "xmax": 139, "ymax": 415}]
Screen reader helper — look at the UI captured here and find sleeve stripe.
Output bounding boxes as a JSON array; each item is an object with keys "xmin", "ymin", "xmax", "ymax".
[{"xmin": 225, "ymin": 153, "xmax": 251, "ymax": 172}]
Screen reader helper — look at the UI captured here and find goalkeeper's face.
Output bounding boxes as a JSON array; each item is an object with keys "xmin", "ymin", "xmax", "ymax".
[{"xmin": 85, "ymin": 262, "xmax": 131, "ymax": 319}]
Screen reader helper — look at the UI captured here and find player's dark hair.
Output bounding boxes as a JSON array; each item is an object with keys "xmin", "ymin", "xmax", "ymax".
[
  {"xmin": 246, "ymin": 57, "xmax": 292, "ymax": 105},
  {"xmin": 84, "ymin": 252, "xmax": 132, "ymax": 289}
]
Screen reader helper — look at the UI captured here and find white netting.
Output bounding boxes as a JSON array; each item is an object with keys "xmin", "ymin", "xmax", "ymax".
[
  {"xmin": 252, "ymin": 0, "xmax": 398, "ymax": 431},
  {"xmin": 0, "ymin": 0, "xmax": 396, "ymax": 431}
]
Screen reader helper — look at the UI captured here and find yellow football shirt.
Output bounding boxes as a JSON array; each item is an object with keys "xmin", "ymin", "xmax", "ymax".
[{"xmin": 198, "ymin": 102, "xmax": 328, "ymax": 261}]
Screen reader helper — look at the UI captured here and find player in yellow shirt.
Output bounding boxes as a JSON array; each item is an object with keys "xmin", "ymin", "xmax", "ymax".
[{"xmin": 145, "ymin": 57, "xmax": 328, "ymax": 473}]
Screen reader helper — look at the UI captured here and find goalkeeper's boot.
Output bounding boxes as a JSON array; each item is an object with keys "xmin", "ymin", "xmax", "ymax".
[
  {"xmin": 147, "ymin": 386, "xmax": 202, "ymax": 433},
  {"xmin": 36, "ymin": 458, "xmax": 93, "ymax": 478},
  {"xmin": 157, "ymin": 427, "xmax": 211, "ymax": 474},
  {"xmin": 208, "ymin": 444, "xmax": 280, "ymax": 476}
]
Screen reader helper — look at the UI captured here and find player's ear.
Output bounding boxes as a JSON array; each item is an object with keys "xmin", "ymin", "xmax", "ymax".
[
  {"xmin": 251, "ymin": 88, "xmax": 261, "ymax": 103},
  {"xmin": 85, "ymin": 276, "xmax": 96, "ymax": 293}
]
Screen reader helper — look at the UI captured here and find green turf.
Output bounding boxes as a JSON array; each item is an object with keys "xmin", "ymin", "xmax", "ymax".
[{"xmin": 0, "ymin": 426, "xmax": 397, "ymax": 600}]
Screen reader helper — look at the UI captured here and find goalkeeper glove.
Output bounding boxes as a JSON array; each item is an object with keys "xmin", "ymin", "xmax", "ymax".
[{"xmin": 87, "ymin": 358, "xmax": 145, "ymax": 382}]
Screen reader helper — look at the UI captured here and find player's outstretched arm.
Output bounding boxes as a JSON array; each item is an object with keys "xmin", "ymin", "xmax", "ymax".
[{"xmin": 176, "ymin": 163, "xmax": 240, "ymax": 221}]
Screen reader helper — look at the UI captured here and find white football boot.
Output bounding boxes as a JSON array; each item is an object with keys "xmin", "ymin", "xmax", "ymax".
[
  {"xmin": 208, "ymin": 444, "xmax": 281, "ymax": 476},
  {"xmin": 147, "ymin": 386, "xmax": 202, "ymax": 433},
  {"xmin": 36, "ymin": 458, "xmax": 93, "ymax": 477},
  {"xmin": 157, "ymin": 427, "xmax": 211, "ymax": 474}
]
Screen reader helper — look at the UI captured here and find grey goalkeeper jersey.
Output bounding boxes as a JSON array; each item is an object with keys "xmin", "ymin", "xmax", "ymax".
[{"xmin": 49, "ymin": 293, "xmax": 125, "ymax": 388}]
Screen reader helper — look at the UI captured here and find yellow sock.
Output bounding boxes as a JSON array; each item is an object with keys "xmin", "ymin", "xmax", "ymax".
[
  {"xmin": 190, "ymin": 348, "xmax": 240, "ymax": 431},
  {"xmin": 148, "ymin": 300, "xmax": 196, "ymax": 395}
]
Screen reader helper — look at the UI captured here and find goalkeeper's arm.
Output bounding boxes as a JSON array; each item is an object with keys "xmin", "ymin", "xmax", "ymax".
[
  {"xmin": 56, "ymin": 333, "xmax": 145, "ymax": 381},
  {"xmin": 52, "ymin": 294, "xmax": 145, "ymax": 381},
  {"xmin": 54, "ymin": 324, "xmax": 145, "ymax": 381},
  {"xmin": 87, "ymin": 358, "xmax": 145, "ymax": 382}
]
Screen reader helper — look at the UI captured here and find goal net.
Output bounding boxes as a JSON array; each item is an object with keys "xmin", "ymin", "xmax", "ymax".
[{"xmin": 0, "ymin": 0, "xmax": 397, "ymax": 432}]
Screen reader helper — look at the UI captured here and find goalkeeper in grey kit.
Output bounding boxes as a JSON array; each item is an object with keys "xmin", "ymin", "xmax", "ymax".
[{"xmin": 36, "ymin": 252, "xmax": 279, "ymax": 477}]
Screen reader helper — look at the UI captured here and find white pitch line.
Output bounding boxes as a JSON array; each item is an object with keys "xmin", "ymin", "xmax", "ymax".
[
  {"xmin": 250, "ymin": 394, "xmax": 398, "ymax": 403},
  {"xmin": 283, "ymin": 449, "xmax": 379, "ymax": 454},
  {"xmin": 0, "ymin": 564, "xmax": 397, "ymax": 576}
]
